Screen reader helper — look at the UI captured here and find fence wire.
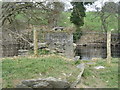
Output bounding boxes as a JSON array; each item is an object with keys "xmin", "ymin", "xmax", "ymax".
[{"xmin": 1, "ymin": 29, "xmax": 120, "ymax": 60}]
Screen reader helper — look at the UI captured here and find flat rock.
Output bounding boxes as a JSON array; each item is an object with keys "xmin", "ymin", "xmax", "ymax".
[
  {"xmin": 17, "ymin": 77, "xmax": 70, "ymax": 88},
  {"xmin": 76, "ymin": 63, "xmax": 85, "ymax": 69},
  {"xmin": 74, "ymin": 56, "xmax": 80, "ymax": 61}
]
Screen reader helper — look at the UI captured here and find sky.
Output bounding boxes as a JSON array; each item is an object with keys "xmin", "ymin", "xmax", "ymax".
[
  {"xmin": 63, "ymin": 0, "xmax": 119, "ymax": 11},
  {"xmin": 0, "ymin": 0, "xmax": 119, "ymax": 11}
]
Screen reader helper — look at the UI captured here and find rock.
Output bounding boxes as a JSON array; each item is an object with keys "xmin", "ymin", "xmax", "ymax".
[
  {"xmin": 76, "ymin": 63, "xmax": 85, "ymax": 69},
  {"xmin": 50, "ymin": 50, "xmax": 56, "ymax": 53},
  {"xmin": 17, "ymin": 77, "xmax": 70, "ymax": 88},
  {"xmin": 86, "ymin": 62, "xmax": 95, "ymax": 65},
  {"xmin": 32, "ymin": 81, "xmax": 53, "ymax": 88},
  {"xmin": 55, "ymin": 48, "xmax": 64, "ymax": 53},
  {"xmin": 92, "ymin": 58, "xmax": 101, "ymax": 61},
  {"xmin": 22, "ymin": 79, "xmax": 38, "ymax": 87},
  {"xmin": 73, "ymin": 43, "xmax": 77, "ymax": 48},
  {"xmin": 42, "ymin": 77, "xmax": 70, "ymax": 88},
  {"xmin": 94, "ymin": 66, "xmax": 105, "ymax": 69},
  {"xmin": 74, "ymin": 56, "xmax": 80, "ymax": 61},
  {"xmin": 18, "ymin": 49, "xmax": 29, "ymax": 56},
  {"xmin": 16, "ymin": 84, "xmax": 30, "ymax": 88},
  {"xmin": 44, "ymin": 48, "xmax": 50, "ymax": 51},
  {"xmin": 30, "ymin": 43, "xmax": 47, "ymax": 49},
  {"xmin": 52, "ymin": 27, "xmax": 64, "ymax": 31}
]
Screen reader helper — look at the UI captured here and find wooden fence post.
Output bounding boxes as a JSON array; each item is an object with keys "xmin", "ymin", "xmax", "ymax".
[
  {"xmin": 0, "ymin": 2, "xmax": 2, "ymax": 58},
  {"xmin": 33, "ymin": 26, "xmax": 38, "ymax": 57},
  {"xmin": 107, "ymin": 31, "xmax": 111, "ymax": 64},
  {"xmin": 0, "ymin": 2, "xmax": 2, "ymax": 90}
]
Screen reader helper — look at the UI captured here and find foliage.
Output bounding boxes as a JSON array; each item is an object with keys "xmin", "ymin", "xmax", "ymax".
[
  {"xmin": 82, "ymin": 12, "xmax": 118, "ymax": 33},
  {"xmin": 70, "ymin": 2, "xmax": 92, "ymax": 42},
  {"xmin": 46, "ymin": 2, "xmax": 65, "ymax": 28},
  {"xmin": 1, "ymin": 2, "xmax": 65, "ymax": 28},
  {"xmin": 29, "ymin": 49, "xmax": 50, "ymax": 55},
  {"xmin": 97, "ymin": 2, "xmax": 118, "ymax": 32},
  {"xmin": 73, "ymin": 29, "xmax": 82, "ymax": 43},
  {"xmin": 70, "ymin": 2, "xmax": 85, "ymax": 27}
]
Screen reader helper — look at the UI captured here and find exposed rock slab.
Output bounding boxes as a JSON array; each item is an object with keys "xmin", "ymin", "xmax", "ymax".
[{"xmin": 16, "ymin": 77, "xmax": 70, "ymax": 88}]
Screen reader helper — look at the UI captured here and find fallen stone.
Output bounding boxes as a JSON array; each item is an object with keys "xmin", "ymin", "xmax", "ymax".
[
  {"xmin": 94, "ymin": 66, "xmax": 105, "ymax": 69},
  {"xmin": 76, "ymin": 63, "xmax": 85, "ymax": 69},
  {"xmin": 22, "ymin": 79, "xmax": 38, "ymax": 87},
  {"xmin": 16, "ymin": 84, "xmax": 31, "ymax": 88},
  {"xmin": 17, "ymin": 77, "xmax": 70, "ymax": 88},
  {"xmin": 32, "ymin": 81, "xmax": 52, "ymax": 88},
  {"xmin": 74, "ymin": 56, "xmax": 80, "ymax": 61},
  {"xmin": 86, "ymin": 62, "xmax": 95, "ymax": 65}
]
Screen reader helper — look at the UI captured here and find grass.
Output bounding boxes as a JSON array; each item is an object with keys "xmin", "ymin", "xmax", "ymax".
[
  {"xmin": 29, "ymin": 49, "xmax": 51, "ymax": 55},
  {"xmin": 2, "ymin": 55, "xmax": 119, "ymax": 88},
  {"xmin": 2, "ymin": 55, "xmax": 80, "ymax": 88},
  {"xmin": 83, "ymin": 12, "xmax": 118, "ymax": 32},
  {"xmin": 15, "ymin": 11, "xmax": 118, "ymax": 33},
  {"xmin": 77, "ymin": 58, "xmax": 119, "ymax": 88},
  {"xmin": 58, "ymin": 11, "xmax": 118, "ymax": 33}
]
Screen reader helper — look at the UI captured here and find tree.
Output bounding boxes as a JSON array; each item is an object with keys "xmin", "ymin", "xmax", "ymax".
[
  {"xmin": 99, "ymin": 2, "xmax": 118, "ymax": 32},
  {"xmin": 70, "ymin": 2, "xmax": 92, "ymax": 43},
  {"xmin": 46, "ymin": 2, "xmax": 65, "ymax": 28}
]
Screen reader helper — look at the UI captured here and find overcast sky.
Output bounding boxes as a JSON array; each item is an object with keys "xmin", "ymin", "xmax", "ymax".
[
  {"xmin": 0, "ymin": 0, "xmax": 119, "ymax": 11},
  {"xmin": 63, "ymin": 0, "xmax": 119, "ymax": 11}
]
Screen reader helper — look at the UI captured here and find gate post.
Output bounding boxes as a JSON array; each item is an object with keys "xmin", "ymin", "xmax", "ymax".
[
  {"xmin": 33, "ymin": 26, "xmax": 38, "ymax": 57},
  {"xmin": 107, "ymin": 31, "xmax": 111, "ymax": 64}
]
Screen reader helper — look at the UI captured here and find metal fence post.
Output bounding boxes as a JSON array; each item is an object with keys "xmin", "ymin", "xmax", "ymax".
[
  {"xmin": 107, "ymin": 31, "xmax": 111, "ymax": 64},
  {"xmin": 33, "ymin": 26, "xmax": 38, "ymax": 57}
]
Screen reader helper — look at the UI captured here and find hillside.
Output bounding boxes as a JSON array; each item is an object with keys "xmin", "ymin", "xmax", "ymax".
[{"xmin": 58, "ymin": 11, "xmax": 118, "ymax": 33}]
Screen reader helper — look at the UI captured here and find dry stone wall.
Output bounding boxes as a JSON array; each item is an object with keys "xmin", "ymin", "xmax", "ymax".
[{"xmin": 45, "ymin": 32, "xmax": 74, "ymax": 58}]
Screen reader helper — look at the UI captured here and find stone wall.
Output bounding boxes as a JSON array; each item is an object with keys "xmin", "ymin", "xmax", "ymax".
[
  {"xmin": 0, "ymin": 28, "xmax": 2, "ymax": 58},
  {"xmin": 0, "ymin": 28, "xmax": 19, "ymax": 57},
  {"xmin": 45, "ymin": 32, "xmax": 74, "ymax": 58}
]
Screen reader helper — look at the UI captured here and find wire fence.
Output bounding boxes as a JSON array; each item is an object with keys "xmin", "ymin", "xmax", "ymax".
[
  {"xmin": 75, "ymin": 32, "xmax": 120, "ymax": 60},
  {"xmin": 0, "ymin": 28, "xmax": 120, "ymax": 60}
]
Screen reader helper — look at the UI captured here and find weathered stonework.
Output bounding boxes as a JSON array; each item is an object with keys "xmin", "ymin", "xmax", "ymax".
[
  {"xmin": 45, "ymin": 32, "xmax": 74, "ymax": 58},
  {"xmin": 1, "ymin": 28, "xmax": 19, "ymax": 57}
]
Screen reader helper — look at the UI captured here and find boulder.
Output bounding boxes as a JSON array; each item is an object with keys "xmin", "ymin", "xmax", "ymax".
[{"xmin": 16, "ymin": 77, "xmax": 70, "ymax": 88}]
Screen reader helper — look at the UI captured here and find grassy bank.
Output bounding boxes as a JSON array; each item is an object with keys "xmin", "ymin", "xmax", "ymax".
[
  {"xmin": 2, "ymin": 55, "xmax": 80, "ymax": 88},
  {"xmin": 2, "ymin": 55, "xmax": 119, "ymax": 88},
  {"xmin": 77, "ymin": 58, "xmax": 119, "ymax": 88}
]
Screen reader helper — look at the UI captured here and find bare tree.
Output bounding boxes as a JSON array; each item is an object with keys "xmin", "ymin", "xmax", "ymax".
[
  {"xmin": 99, "ymin": 2, "xmax": 118, "ymax": 32},
  {"xmin": 46, "ymin": 2, "xmax": 65, "ymax": 28}
]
